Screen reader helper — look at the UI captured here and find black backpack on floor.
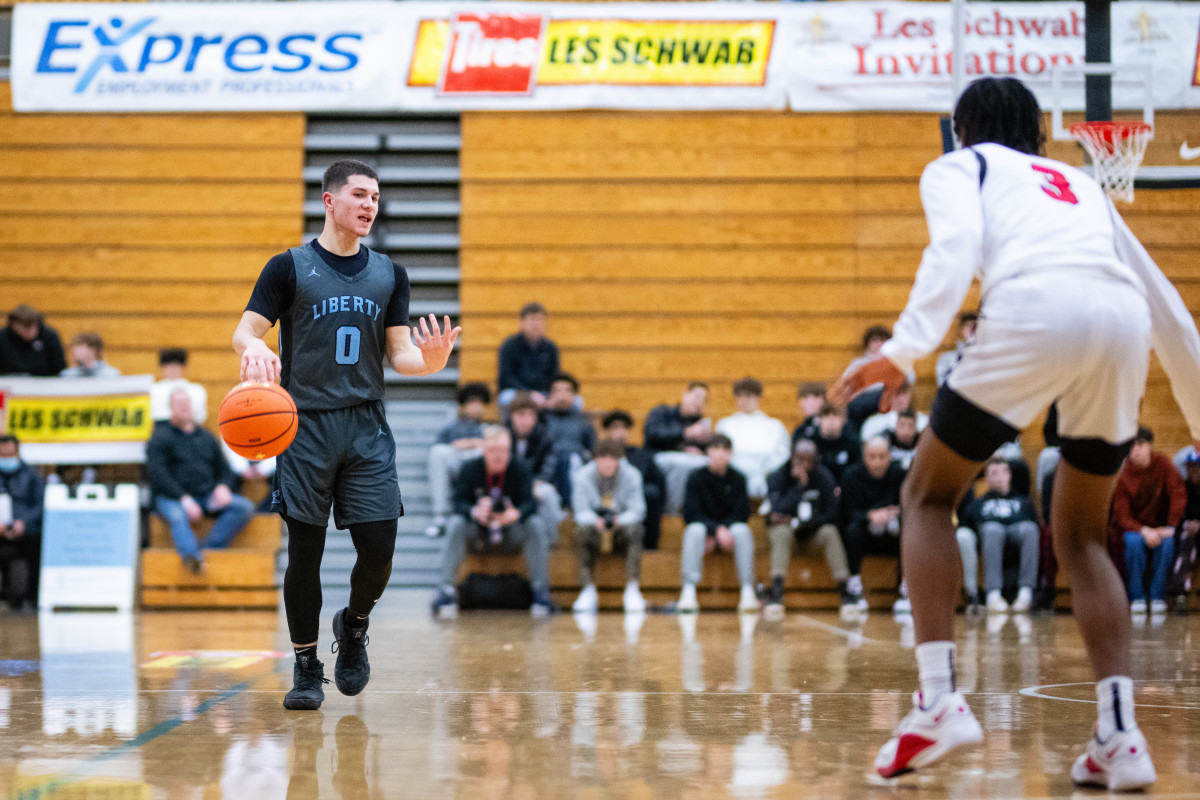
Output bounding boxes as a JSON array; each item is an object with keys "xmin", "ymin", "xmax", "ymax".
[{"xmin": 457, "ymin": 572, "xmax": 534, "ymax": 610}]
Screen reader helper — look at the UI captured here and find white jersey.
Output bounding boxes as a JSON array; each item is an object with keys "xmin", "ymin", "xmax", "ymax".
[{"xmin": 881, "ymin": 142, "xmax": 1200, "ymax": 440}]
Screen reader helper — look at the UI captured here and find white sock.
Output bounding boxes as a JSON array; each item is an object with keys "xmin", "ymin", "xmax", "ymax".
[
  {"xmin": 846, "ymin": 574, "xmax": 864, "ymax": 595},
  {"xmin": 1096, "ymin": 676, "xmax": 1136, "ymax": 740},
  {"xmin": 916, "ymin": 641, "xmax": 957, "ymax": 706}
]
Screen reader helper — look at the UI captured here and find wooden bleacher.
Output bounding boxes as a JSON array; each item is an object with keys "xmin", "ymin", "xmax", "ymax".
[{"xmin": 141, "ymin": 512, "xmax": 281, "ymax": 609}]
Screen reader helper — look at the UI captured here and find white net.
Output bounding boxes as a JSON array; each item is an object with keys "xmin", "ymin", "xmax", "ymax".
[{"xmin": 1070, "ymin": 121, "xmax": 1152, "ymax": 203}]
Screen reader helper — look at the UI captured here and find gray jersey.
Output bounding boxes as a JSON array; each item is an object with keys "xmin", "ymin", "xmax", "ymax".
[{"xmin": 281, "ymin": 244, "xmax": 395, "ymax": 410}]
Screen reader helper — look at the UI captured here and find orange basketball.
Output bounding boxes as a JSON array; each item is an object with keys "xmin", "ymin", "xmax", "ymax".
[{"xmin": 218, "ymin": 382, "xmax": 298, "ymax": 460}]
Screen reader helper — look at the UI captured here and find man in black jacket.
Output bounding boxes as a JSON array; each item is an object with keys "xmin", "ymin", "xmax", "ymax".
[
  {"xmin": 0, "ymin": 434, "xmax": 45, "ymax": 609},
  {"xmin": 814, "ymin": 403, "xmax": 861, "ymax": 483},
  {"xmin": 764, "ymin": 439, "xmax": 851, "ymax": 616},
  {"xmin": 645, "ymin": 382, "xmax": 712, "ymax": 514},
  {"xmin": 147, "ymin": 390, "xmax": 255, "ymax": 574},
  {"xmin": 432, "ymin": 426, "xmax": 553, "ymax": 618},
  {"xmin": 0, "ymin": 304, "xmax": 66, "ymax": 377},
  {"xmin": 840, "ymin": 436, "xmax": 907, "ymax": 612},
  {"xmin": 602, "ymin": 410, "xmax": 666, "ymax": 549},
  {"xmin": 676, "ymin": 435, "xmax": 758, "ymax": 613},
  {"xmin": 496, "ymin": 302, "xmax": 560, "ymax": 412}
]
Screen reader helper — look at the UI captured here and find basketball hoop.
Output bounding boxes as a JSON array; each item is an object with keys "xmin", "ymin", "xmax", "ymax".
[{"xmin": 1069, "ymin": 121, "xmax": 1152, "ymax": 203}]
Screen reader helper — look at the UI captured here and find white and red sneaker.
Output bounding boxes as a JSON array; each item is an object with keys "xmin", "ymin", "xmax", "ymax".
[
  {"xmin": 1070, "ymin": 728, "xmax": 1156, "ymax": 791},
  {"xmin": 874, "ymin": 691, "xmax": 983, "ymax": 777}
]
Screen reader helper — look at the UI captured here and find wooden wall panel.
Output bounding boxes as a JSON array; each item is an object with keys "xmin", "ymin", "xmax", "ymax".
[
  {"xmin": 460, "ymin": 108, "xmax": 1200, "ymax": 455},
  {"xmin": 0, "ymin": 82, "xmax": 303, "ymax": 429}
]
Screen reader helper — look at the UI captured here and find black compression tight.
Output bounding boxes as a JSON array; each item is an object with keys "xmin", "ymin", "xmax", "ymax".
[{"xmin": 283, "ymin": 516, "xmax": 397, "ymax": 645}]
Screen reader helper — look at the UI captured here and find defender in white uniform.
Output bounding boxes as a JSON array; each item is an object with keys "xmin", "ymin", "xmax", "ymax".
[{"xmin": 833, "ymin": 77, "xmax": 1200, "ymax": 790}]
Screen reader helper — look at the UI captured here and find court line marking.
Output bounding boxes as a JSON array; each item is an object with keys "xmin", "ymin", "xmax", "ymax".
[
  {"xmin": 792, "ymin": 613, "xmax": 894, "ymax": 646},
  {"xmin": 12, "ymin": 679, "xmax": 255, "ymax": 800},
  {"xmin": 1019, "ymin": 680, "xmax": 1200, "ymax": 711}
]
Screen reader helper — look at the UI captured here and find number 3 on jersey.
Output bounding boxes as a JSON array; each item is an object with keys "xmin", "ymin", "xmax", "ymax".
[
  {"xmin": 1032, "ymin": 164, "xmax": 1079, "ymax": 205},
  {"xmin": 335, "ymin": 326, "xmax": 361, "ymax": 365}
]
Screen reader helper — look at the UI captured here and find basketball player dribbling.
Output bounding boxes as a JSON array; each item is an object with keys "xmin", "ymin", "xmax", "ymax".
[
  {"xmin": 233, "ymin": 159, "xmax": 459, "ymax": 710},
  {"xmin": 832, "ymin": 77, "xmax": 1200, "ymax": 790}
]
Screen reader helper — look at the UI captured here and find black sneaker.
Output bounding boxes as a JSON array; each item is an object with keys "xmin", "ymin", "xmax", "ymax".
[
  {"xmin": 283, "ymin": 655, "xmax": 329, "ymax": 710},
  {"xmin": 331, "ymin": 608, "xmax": 370, "ymax": 696}
]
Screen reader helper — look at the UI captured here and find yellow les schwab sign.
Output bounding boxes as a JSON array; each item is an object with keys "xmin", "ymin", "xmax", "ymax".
[
  {"xmin": 408, "ymin": 18, "xmax": 776, "ymax": 87},
  {"xmin": 6, "ymin": 394, "xmax": 152, "ymax": 443}
]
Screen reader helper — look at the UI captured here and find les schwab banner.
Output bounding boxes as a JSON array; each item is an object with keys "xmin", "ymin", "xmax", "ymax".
[{"xmin": 9, "ymin": 1, "xmax": 1200, "ymax": 112}]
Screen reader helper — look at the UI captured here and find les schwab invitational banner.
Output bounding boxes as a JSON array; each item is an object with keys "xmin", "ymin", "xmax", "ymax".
[{"xmin": 9, "ymin": 1, "xmax": 1200, "ymax": 112}]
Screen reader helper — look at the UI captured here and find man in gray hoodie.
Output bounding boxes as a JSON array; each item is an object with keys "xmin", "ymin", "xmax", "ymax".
[{"xmin": 571, "ymin": 439, "xmax": 646, "ymax": 614}]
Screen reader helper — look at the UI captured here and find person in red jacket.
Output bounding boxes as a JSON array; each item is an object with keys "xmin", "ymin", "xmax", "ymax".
[{"xmin": 1110, "ymin": 427, "xmax": 1185, "ymax": 614}]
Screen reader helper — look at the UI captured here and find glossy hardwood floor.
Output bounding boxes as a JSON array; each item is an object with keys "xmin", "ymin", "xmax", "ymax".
[{"xmin": 1, "ymin": 594, "xmax": 1198, "ymax": 799}]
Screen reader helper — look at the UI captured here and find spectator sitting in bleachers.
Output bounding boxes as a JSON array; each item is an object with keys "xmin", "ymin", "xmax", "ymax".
[
  {"xmin": 676, "ymin": 434, "xmax": 757, "ymax": 614},
  {"xmin": 935, "ymin": 311, "xmax": 978, "ymax": 387},
  {"xmin": 0, "ymin": 434, "xmax": 44, "ymax": 610},
  {"xmin": 1172, "ymin": 450, "xmax": 1200, "ymax": 613},
  {"xmin": 431, "ymin": 426, "xmax": 554, "ymax": 618},
  {"xmin": 146, "ymin": 390, "xmax": 255, "ymax": 575},
  {"xmin": 542, "ymin": 373, "xmax": 596, "ymax": 504},
  {"xmin": 150, "ymin": 347, "xmax": 207, "ymax": 424},
  {"xmin": 791, "ymin": 381, "xmax": 827, "ymax": 445},
  {"xmin": 716, "ymin": 376, "xmax": 791, "ymax": 498},
  {"xmin": 840, "ymin": 436, "xmax": 906, "ymax": 613},
  {"xmin": 0, "ymin": 304, "xmax": 66, "ymax": 377},
  {"xmin": 221, "ymin": 439, "xmax": 277, "ymax": 513},
  {"xmin": 1110, "ymin": 427, "xmax": 1183, "ymax": 615},
  {"xmin": 425, "ymin": 382, "xmax": 492, "ymax": 538},
  {"xmin": 764, "ymin": 439, "xmax": 850, "ymax": 617},
  {"xmin": 887, "ymin": 409, "xmax": 922, "ymax": 472},
  {"xmin": 843, "ymin": 325, "xmax": 917, "ymax": 432},
  {"xmin": 813, "ymin": 403, "xmax": 860, "ymax": 483},
  {"xmin": 506, "ymin": 392, "xmax": 562, "ymax": 544},
  {"xmin": 570, "ymin": 439, "xmax": 647, "ymax": 614},
  {"xmin": 600, "ymin": 410, "xmax": 666, "ymax": 550},
  {"xmin": 961, "ymin": 458, "xmax": 1040, "ymax": 614},
  {"xmin": 497, "ymin": 302, "xmax": 560, "ymax": 412},
  {"xmin": 859, "ymin": 382, "xmax": 929, "ymax": 443},
  {"xmin": 60, "ymin": 332, "xmax": 121, "ymax": 378},
  {"xmin": 646, "ymin": 382, "xmax": 713, "ymax": 515}
]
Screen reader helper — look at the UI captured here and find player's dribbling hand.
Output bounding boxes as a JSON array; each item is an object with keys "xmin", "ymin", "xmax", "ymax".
[
  {"xmin": 827, "ymin": 356, "xmax": 907, "ymax": 412},
  {"xmin": 240, "ymin": 340, "xmax": 281, "ymax": 384},
  {"xmin": 412, "ymin": 315, "xmax": 462, "ymax": 371}
]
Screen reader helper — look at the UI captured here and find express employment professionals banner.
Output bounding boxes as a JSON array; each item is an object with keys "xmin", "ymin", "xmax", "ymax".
[
  {"xmin": 782, "ymin": 1, "xmax": 1200, "ymax": 111},
  {"xmin": 9, "ymin": 2, "xmax": 407, "ymax": 111},
  {"xmin": 0, "ymin": 376, "xmax": 153, "ymax": 464}
]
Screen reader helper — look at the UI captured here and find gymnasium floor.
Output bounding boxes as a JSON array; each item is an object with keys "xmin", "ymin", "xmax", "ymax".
[{"xmin": 1, "ymin": 594, "xmax": 1199, "ymax": 799}]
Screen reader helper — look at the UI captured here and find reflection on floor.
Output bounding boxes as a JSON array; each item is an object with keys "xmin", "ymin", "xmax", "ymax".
[{"xmin": 0, "ymin": 594, "xmax": 1199, "ymax": 799}]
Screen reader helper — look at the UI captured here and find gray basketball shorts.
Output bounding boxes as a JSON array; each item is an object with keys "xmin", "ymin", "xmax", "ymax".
[{"xmin": 272, "ymin": 400, "xmax": 403, "ymax": 528}]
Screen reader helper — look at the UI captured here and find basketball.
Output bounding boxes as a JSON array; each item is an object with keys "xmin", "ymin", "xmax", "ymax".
[{"xmin": 218, "ymin": 382, "xmax": 298, "ymax": 460}]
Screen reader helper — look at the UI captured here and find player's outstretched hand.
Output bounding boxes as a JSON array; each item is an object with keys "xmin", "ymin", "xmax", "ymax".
[
  {"xmin": 241, "ymin": 340, "xmax": 281, "ymax": 384},
  {"xmin": 413, "ymin": 314, "xmax": 462, "ymax": 372},
  {"xmin": 828, "ymin": 356, "xmax": 907, "ymax": 412}
]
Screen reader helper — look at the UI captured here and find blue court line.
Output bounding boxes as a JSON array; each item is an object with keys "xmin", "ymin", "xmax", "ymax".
[{"xmin": 14, "ymin": 679, "xmax": 255, "ymax": 800}]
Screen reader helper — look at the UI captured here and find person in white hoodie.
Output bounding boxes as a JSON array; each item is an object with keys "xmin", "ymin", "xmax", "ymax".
[
  {"xmin": 570, "ymin": 439, "xmax": 646, "ymax": 614},
  {"xmin": 716, "ymin": 377, "xmax": 791, "ymax": 498},
  {"xmin": 832, "ymin": 76, "xmax": 1200, "ymax": 790}
]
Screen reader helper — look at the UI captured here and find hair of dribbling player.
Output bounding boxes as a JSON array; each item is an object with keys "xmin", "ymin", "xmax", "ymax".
[{"xmin": 953, "ymin": 77, "xmax": 1046, "ymax": 156}]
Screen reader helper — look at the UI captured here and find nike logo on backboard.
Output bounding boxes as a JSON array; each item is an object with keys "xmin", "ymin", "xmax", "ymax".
[{"xmin": 1181, "ymin": 142, "xmax": 1200, "ymax": 160}]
